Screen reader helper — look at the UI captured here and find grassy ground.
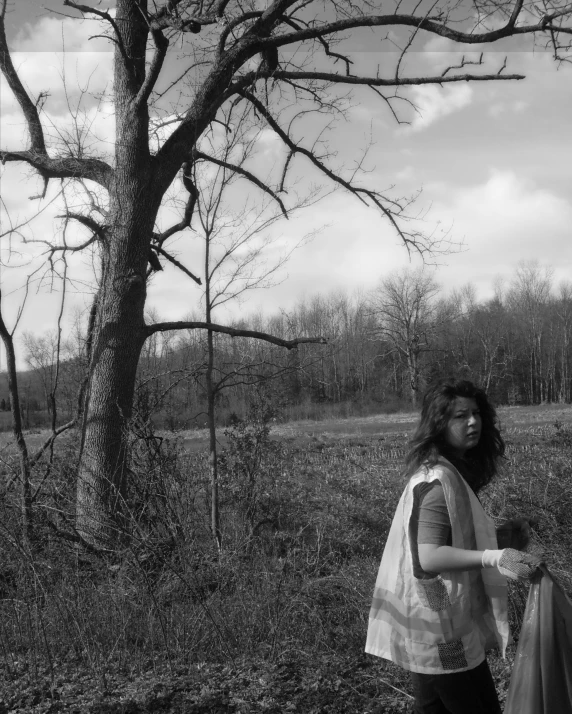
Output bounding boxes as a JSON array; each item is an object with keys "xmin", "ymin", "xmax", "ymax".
[
  {"xmin": 171, "ymin": 402, "xmax": 572, "ymax": 452},
  {"xmin": 0, "ymin": 406, "xmax": 571, "ymax": 713},
  {"xmin": 1, "ymin": 403, "xmax": 572, "ymax": 454}
]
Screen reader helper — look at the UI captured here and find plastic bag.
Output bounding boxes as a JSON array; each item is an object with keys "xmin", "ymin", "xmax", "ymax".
[{"xmin": 504, "ymin": 566, "xmax": 572, "ymax": 714}]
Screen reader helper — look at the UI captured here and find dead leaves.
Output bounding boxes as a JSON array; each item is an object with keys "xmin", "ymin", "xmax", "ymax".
[{"xmin": 1, "ymin": 655, "xmax": 412, "ymax": 713}]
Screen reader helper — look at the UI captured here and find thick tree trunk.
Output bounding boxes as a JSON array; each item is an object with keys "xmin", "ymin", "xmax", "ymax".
[
  {"xmin": 75, "ymin": 172, "xmax": 159, "ymax": 547},
  {"xmin": 75, "ymin": 0, "xmax": 155, "ymax": 549},
  {"xmin": 75, "ymin": 246, "xmax": 148, "ymax": 547}
]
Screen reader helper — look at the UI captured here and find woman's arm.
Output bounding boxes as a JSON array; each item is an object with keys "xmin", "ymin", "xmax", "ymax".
[
  {"xmin": 418, "ymin": 543, "xmax": 543, "ymax": 580},
  {"xmin": 418, "ymin": 543, "xmax": 484, "ymax": 573}
]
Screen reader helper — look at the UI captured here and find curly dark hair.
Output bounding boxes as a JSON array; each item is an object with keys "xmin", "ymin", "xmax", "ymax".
[{"xmin": 405, "ymin": 379, "xmax": 505, "ymax": 492}]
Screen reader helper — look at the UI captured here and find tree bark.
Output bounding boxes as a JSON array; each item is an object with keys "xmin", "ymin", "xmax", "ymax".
[
  {"xmin": 74, "ymin": 242, "xmax": 149, "ymax": 547},
  {"xmin": 75, "ymin": 0, "xmax": 155, "ymax": 548}
]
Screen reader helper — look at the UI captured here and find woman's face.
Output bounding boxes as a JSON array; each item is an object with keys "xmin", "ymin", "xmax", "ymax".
[{"xmin": 443, "ymin": 396, "xmax": 482, "ymax": 456}]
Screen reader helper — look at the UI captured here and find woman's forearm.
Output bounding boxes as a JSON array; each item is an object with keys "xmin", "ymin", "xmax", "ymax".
[{"xmin": 418, "ymin": 544, "xmax": 484, "ymax": 573}]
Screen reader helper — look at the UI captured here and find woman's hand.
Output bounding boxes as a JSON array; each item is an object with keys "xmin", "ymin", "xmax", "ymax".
[{"xmin": 482, "ymin": 548, "xmax": 544, "ymax": 581}]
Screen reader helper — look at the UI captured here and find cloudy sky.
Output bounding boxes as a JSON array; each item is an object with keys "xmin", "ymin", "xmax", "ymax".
[{"xmin": 1, "ymin": 1, "xmax": 571, "ymax": 369}]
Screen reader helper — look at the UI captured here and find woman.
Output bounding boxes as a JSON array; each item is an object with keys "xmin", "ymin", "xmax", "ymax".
[{"xmin": 365, "ymin": 379, "xmax": 542, "ymax": 714}]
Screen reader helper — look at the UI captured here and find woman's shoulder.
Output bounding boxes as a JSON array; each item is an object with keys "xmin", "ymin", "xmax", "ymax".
[
  {"xmin": 415, "ymin": 479, "xmax": 444, "ymax": 504},
  {"xmin": 407, "ymin": 461, "xmax": 461, "ymax": 496},
  {"xmin": 411, "ymin": 458, "xmax": 457, "ymax": 479}
]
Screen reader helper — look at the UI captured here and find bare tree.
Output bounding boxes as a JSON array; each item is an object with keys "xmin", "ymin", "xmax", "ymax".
[
  {"xmin": 23, "ymin": 332, "xmax": 61, "ymax": 416},
  {"xmin": 2, "ymin": 0, "xmax": 572, "ymax": 547},
  {"xmin": 507, "ymin": 261, "xmax": 553, "ymax": 403},
  {"xmin": 191, "ymin": 107, "xmax": 313, "ymax": 549},
  {"xmin": 368, "ymin": 268, "xmax": 441, "ymax": 406},
  {"xmin": 0, "ymin": 297, "xmax": 34, "ymax": 547}
]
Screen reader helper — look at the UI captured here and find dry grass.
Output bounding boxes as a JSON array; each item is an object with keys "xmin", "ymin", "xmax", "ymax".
[{"xmin": 0, "ymin": 408, "xmax": 571, "ymax": 711}]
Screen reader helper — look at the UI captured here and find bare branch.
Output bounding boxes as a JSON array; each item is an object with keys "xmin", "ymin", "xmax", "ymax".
[
  {"xmin": 155, "ymin": 162, "xmax": 197, "ymax": 245},
  {"xmin": 0, "ymin": 190, "xmax": 64, "ymax": 239},
  {"xmin": 239, "ymin": 88, "xmax": 365, "ymax": 207},
  {"xmin": 269, "ymin": 69, "xmax": 526, "ymax": 86},
  {"xmin": 134, "ymin": 30, "xmax": 169, "ymax": 109},
  {"xmin": 62, "ymin": 0, "xmax": 127, "ymax": 58},
  {"xmin": 30, "ymin": 420, "xmax": 77, "ymax": 470},
  {"xmin": 258, "ymin": 10, "xmax": 572, "ymax": 50},
  {"xmin": 0, "ymin": 6, "xmax": 112, "ymax": 188},
  {"xmin": 0, "ymin": 13, "xmax": 46, "ymax": 155},
  {"xmin": 239, "ymin": 89, "xmax": 451, "ymax": 256},
  {"xmin": 442, "ymin": 53, "xmax": 484, "ymax": 78},
  {"xmin": 43, "ymin": 515, "xmax": 107, "ymax": 556},
  {"xmin": 278, "ymin": 149, "xmax": 294, "ymax": 193},
  {"xmin": 369, "ymin": 86, "xmax": 412, "ymax": 126},
  {"xmin": 508, "ymin": 0, "xmax": 526, "ymax": 27},
  {"xmin": 0, "ymin": 151, "xmax": 113, "ymax": 189},
  {"xmin": 153, "ymin": 245, "xmax": 202, "ymax": 285},
  {"xmin": 280, "ymin": 13, "xmax": 354, "ymax": 75},
  {"xmin": 145, "ymin": 319, "xmax": 327, "ymax": 349},
  {"xmin": 215, "ymin": 0, "xmax": 234, "ymax": 17},
  {"xmin": 57, "ymin": 212, "xmax": 106, "ymax": 242},
  {"xmin": 29, "ymin": 176, "xmax": 49, "ymax": 201},
  {"xmin": 217, "ymin": 11, "xmax": 263, "ymax": 57},
  {"xmin": 44, "ymin": 234, "xmax": 98, "ymax": 256},
  {"xmin": 148, "ymin": 2, "xmax": 203, "ymax": 33},
  {"xmin": 194, "ymin": 150, "xmax": 288, "ymax": 218}
]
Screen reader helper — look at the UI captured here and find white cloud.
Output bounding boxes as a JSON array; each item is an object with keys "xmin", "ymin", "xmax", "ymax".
[
  {"xmin": 426, "ymin": 170, "xmax": 572, "ymax": 294},
  {"xmin": 487, "ymin": 98, "xmax": 530, "ymax": 117},
  {"xmin": 1, "ymin": 15, "xmax": 115, "ymax": 166},
  {"xmin": 149, "ymin": 169, "xmax": 572, "ymax": 324},
  {"xmin": 347, "ymin": 104, "xmax": 375, "ymax": 124},
  {"xmin": 395, "ymin": 165, "xmax": 415, "ymax": 182},
  {"xmin": 13, "ymin": 14, "xmax": 113, "ymax": 53},
  {"xmin": 448, "ymin": 170, "xmax": 570, "ymax": 237},
  {"xmin": 403, "ymin": 83, "xmax": 473, "ymax": 131},
  {"xmin": 2, "ymin": 51, "xmax": 113, "ymax": 112},
  {"xmin": 1, "ymin": 68, "xmax": 115, "ymax": 165},
  {"xmin": 488, "ymin": 103, "xmax": 505, "ymax": 118}
]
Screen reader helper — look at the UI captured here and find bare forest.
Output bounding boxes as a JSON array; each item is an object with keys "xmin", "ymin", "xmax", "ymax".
[{"xmin": 3, "ymin": 261, "xmax": 571, "ymax": 433}]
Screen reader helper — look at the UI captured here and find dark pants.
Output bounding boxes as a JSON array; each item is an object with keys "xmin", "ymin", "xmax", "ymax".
[{"xmin": 410, "ymin": 659, "xmax": 502, "ymax": 714}]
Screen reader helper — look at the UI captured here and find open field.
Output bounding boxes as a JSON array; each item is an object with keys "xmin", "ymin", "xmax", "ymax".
[
  {"xmin": 1, "ymin": 406, "xmax": 571, "ymax": 712},
  {"xmin": 179, "ymin": 402, "xmax": 572, "ymax": 451},
  {"xmin": 2, "ymin": 403, "xmax": 572, "ymax": 457}
]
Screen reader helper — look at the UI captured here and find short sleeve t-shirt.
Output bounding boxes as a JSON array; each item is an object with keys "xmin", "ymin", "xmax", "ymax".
[{"xmin": 410, "ymin": 481, "xmax": 452, "ymax": 579}]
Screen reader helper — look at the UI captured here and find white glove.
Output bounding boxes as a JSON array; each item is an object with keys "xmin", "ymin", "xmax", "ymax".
[{"xmin": 482, "ymin": 548, "xmax": 543, "ymax": 581}]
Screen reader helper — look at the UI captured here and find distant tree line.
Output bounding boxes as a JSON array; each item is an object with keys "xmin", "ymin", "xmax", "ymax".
[{"xmin": 2, "ymin": 261, "xmax": 570, "ymax": 431}]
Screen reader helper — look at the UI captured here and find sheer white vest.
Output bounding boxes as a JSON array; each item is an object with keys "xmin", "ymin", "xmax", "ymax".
[{"xmin": 365, "ymin": 459, "xmax": 510, "ymax": 674}]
